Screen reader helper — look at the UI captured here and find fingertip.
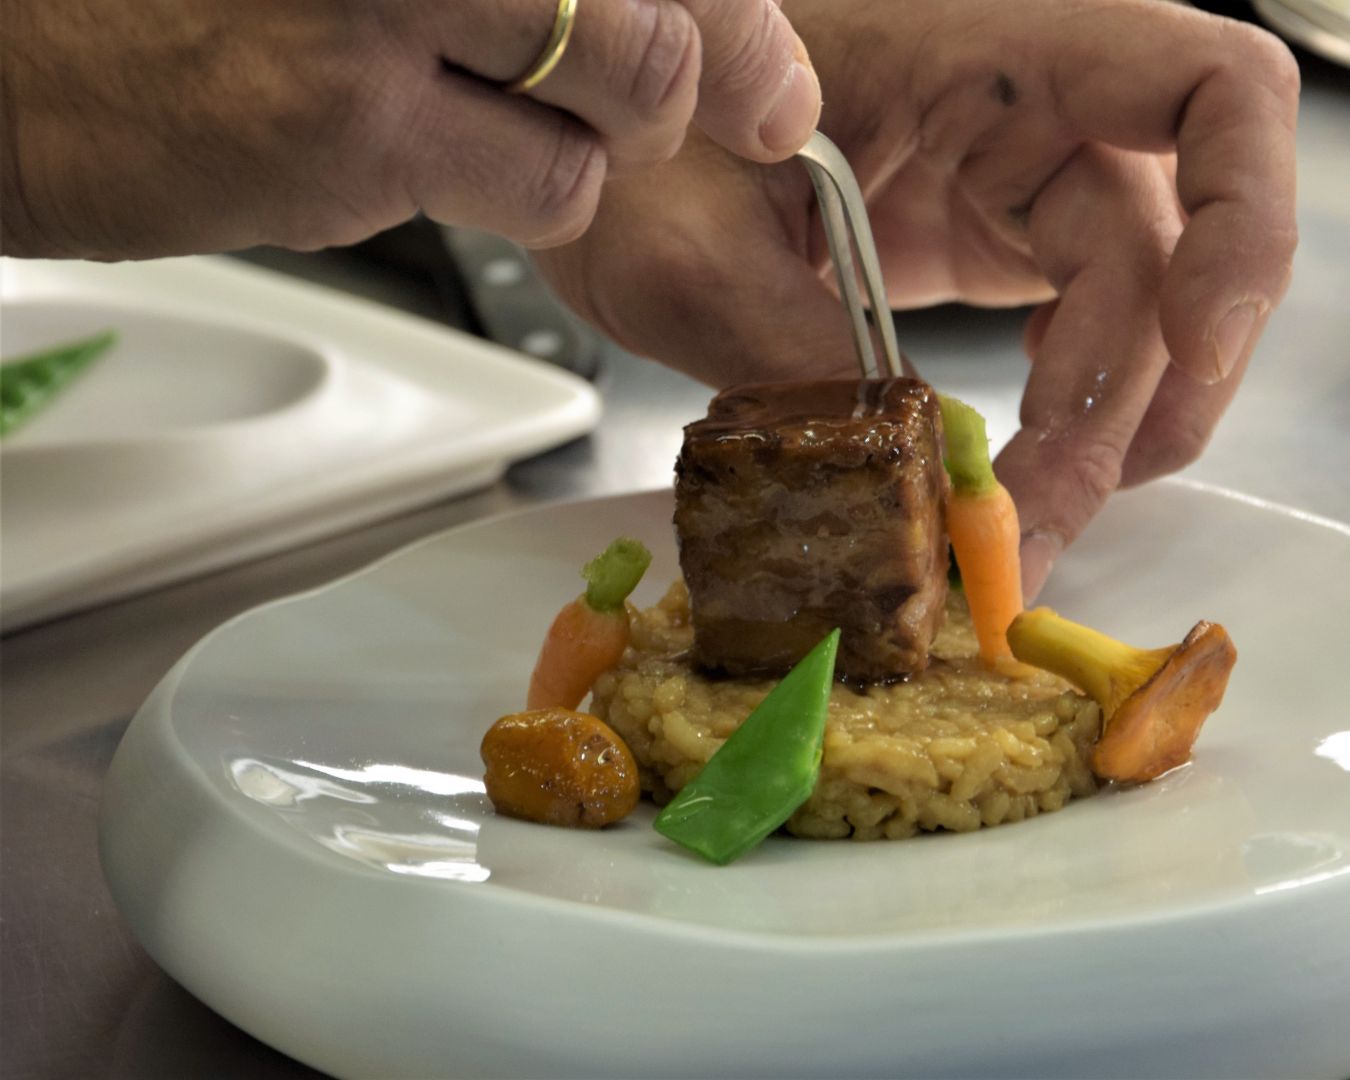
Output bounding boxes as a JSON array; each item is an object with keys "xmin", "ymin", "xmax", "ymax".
[
  {"xmin": 1208, "ymin": 298, "xmax": 1266, "ymax": 382},
  {"xmin": 1019, "ymin": 530, "xmax": 1063, "ymax": 605},
  {"xmin": 997, "ymin": 427, "xmax": 1121, "ymax": 604},
  {"xmin": 693, "ymin": 0, "xmax": 821, "ymax": 163},
  {"xmin": 1157, "ymin": 166, "xmax": 1295, "ymax": 386},
  {"xmin": 755, "ymin": 56, "xmax": 822, "ymax": 159},
  {"xmin": 1165, "ymin": 295, "xmax": 1270, "ymax": 386}
]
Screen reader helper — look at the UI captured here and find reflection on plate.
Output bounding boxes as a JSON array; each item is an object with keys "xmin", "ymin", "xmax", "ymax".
[{"xmin": 100, "ymin": 482, "xmax": 1350, "ymax": 1079}]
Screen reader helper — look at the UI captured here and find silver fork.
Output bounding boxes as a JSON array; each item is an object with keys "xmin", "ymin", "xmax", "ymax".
[{"xmin": 796, "ymin": 132, "xmax": 908, "ymax": 380}]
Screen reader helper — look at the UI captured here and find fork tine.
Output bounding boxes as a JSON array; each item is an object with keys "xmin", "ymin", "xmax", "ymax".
[
  {"xmin": 797, "ymin": 133, "xmax": 905, "ymax": 379},
  {"xmin": 802, "ymin": 159, "xmax": 879, "ymax": 380}
]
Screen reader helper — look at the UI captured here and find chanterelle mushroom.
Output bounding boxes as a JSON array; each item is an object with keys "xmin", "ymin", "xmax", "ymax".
[{"xmin": 1007, "ymin": 608, "xmax": 1237, "ymax": 783}]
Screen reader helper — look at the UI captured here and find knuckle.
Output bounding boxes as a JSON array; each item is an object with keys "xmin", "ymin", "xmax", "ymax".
[
  {"xmin": 315, "ymin": 46, "xmax": 417, "ymax": 163},
  {"xmin": 1266, "ymin": 42, "xmax": 1302, "ymax": 101},
  {"xmin": 1267, "ymin": 218, "xmax": 1300, "ymax": 284},
  {"xmin": 343, "ymin": 77, "xmax": 406, "ymax": 158},
  {"xmin": 623, "ymin": 1, "xmax": 700, "ymax": 124},
  {"xmin": 1266, "ymin": 204, "xmax": 1301, "ymax": 296},
  {"xmin": 514, "ymin": 124, "xmax": 606, "ymax": 246},
  {"xmin": 703, "ymin": 0, "xmax": 789, "ymax": 100},
  {"xmin": 1108, "ymin": 208, "xmax": 1175, "ymax": 294},
  {"xmin": 1145, "ymin": 418, "xmax": 1212, "ymax": 477},
  {"xmin": 1062, "ymin": 437, "xmax": 1124, "ymax": 510},
  {"xmin": 1233, "ymin": 23, "xmax": 1302, "ymax": 100}
]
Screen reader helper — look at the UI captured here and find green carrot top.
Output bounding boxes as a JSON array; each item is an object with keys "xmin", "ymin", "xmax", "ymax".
[
  {"xmin": 581, "ymin": 537, "xmax": 652, "ymax": 613},
  {"xmin": 937, "ymin": 394, "xmax": 998, "ymax": 498}
]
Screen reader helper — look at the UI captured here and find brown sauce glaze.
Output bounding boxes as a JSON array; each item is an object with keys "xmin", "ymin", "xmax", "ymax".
[{"xmin": 675, "ymin": 378, "xmax": 950, "ymax": 684}]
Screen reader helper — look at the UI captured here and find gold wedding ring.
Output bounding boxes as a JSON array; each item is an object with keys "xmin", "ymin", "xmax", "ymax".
[{"xmin": 505, "ymin": 0, "xmax": 578, "ymax": 93}]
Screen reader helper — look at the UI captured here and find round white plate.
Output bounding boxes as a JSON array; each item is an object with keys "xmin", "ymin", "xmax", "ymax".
[{"xmin": 99, "ymin": 481, "xmax": 1350, "ymax": 1079}]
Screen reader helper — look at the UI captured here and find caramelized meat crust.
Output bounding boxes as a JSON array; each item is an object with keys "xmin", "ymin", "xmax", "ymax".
[{"xmin": 675, "ymin": 378, "xmax": 950, "ymax": 683}]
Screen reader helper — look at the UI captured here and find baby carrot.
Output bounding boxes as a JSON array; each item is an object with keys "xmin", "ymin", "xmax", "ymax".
[
  {"xmin": 526, "ymin": 537, "xmax": 652, "ymax": 710},
  {"xmin": 938, "ymin": 395, "xmax": 1026, "ymax": 673}
]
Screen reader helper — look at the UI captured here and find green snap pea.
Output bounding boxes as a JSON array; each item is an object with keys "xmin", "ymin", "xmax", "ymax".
[
  {"xmin": 654, "ymin": 628, "xmax": 840, "ymax": 865},
  {"xmin": 0, "ymin": 330, "xmax": 117, "ymax": 438}
]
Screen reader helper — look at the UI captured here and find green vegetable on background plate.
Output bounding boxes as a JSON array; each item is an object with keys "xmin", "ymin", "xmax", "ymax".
[
  {"xmin": 654, "ymin": 628, "xmax": 840, "ymax": 865},
  {"xmin": 0, "ymin": 330, "xmax": 117, "ymax": 438}
]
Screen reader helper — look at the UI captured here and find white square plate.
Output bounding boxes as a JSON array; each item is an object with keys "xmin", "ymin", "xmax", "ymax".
[{"xmin": 0, "ymin": 256, "xmax": 599, "ymax": 628}]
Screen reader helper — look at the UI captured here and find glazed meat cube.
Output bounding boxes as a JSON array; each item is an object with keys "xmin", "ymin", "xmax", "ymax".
[{"xmin": 674, "ymin": 378, "xmax": 949, "ymax": 683}]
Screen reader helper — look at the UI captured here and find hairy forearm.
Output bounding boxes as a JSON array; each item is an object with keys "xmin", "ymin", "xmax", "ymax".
[
  {"xmin": 1, "ymin": 0, "xmax": 187, "ymax": 258},
  {"xmin": 2, "ymin": 4, "xmax": 54, "ymax": 256},
  {"xmin": 0, "ymin": 0, "xmax": 400, "ymax": 260}
]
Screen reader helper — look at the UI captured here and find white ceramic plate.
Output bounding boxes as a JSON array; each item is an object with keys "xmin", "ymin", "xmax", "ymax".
[
  {"xmin": 0, "ymin": 257, "xmax": 599, "ymax": 628},
  {"xmin": 1253, "ymin": 0, "xmax": 1350, "ymax": 67},
  {"xmin": 100, "ymin": 482, "xmax": 1350, "ymax": 1079}
]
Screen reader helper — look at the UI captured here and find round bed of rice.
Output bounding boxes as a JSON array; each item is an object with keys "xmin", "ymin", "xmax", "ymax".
[{"xmin": 590, "ymin": 582, "xmax": 1102, "ymax": 840}]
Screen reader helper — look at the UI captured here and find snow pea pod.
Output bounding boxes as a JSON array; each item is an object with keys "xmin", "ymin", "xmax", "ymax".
[
  {"xmin": 654, "ymin": 628, "xmax": 840, "ymax": 865},
  {"xmin": 0, "ymin": 330, "xmax": 117, "ymax": 438}
]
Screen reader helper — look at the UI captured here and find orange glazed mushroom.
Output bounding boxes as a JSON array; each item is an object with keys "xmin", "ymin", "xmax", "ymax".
[{"xmin": 1007, "ymin": 608, "xmax": 1237, "ymax": 783}]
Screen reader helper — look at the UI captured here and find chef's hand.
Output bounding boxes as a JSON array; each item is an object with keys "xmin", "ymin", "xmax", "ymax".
[
  {"xmin": 1, "ymin": 0, "xmax": 820, "ymax": 258},
  {"xmin": 534, "ymin": 0, "xmax": 1299, "ymax": 599}
]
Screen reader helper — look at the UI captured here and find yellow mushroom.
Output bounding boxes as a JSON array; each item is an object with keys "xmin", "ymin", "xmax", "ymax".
[{"xmin": 1007, "ymin": 608, "xmax": 1237, "ymax": 783}]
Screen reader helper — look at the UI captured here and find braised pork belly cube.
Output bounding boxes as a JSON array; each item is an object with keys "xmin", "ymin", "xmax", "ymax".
[{"xmin": 674, "ymin": 378, "xmax": 949, "ymax": 683}]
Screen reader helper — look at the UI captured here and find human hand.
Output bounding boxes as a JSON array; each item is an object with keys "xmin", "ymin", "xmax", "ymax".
[
  {"xmin": 534, "ymin": 0, "xmax": 1299, "ymax": 599},
  {"xmin": 0, "ymin": 0, "xmax": 820, "ymax": 258}
]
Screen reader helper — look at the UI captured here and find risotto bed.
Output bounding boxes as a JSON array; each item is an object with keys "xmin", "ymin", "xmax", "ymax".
[{"xmin": 591, "ymin": 582, "xmax": 1101, "ymax": 840}]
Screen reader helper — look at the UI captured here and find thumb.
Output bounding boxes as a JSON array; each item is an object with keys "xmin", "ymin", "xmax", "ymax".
[{"xmin": 680, "ymin": 0, "xmax": 823, "ymax": 163}]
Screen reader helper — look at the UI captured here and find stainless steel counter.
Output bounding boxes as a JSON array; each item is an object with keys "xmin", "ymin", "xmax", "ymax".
[{"xmin": 3, "ymin": 53, "xmax": 1347, "ymax": 1080}]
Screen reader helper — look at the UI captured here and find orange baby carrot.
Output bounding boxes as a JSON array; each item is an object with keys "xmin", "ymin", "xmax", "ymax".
[
  {"xmin": 526, "ymin": 538, "xmax": 652, "ymax": 710},
  {"xmin": 938, "ymin": 395, "xmax": 1026, "ymax": 673}
]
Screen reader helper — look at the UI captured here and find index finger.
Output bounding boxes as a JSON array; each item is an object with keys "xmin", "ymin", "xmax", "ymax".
[
  {"xmin": 1041, "ymin": 2, "xmax": 1299, "ymax": 384},
  {"xmin": 994, "ymin": 144, "xmax": 1182, "ymax": 600}
]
